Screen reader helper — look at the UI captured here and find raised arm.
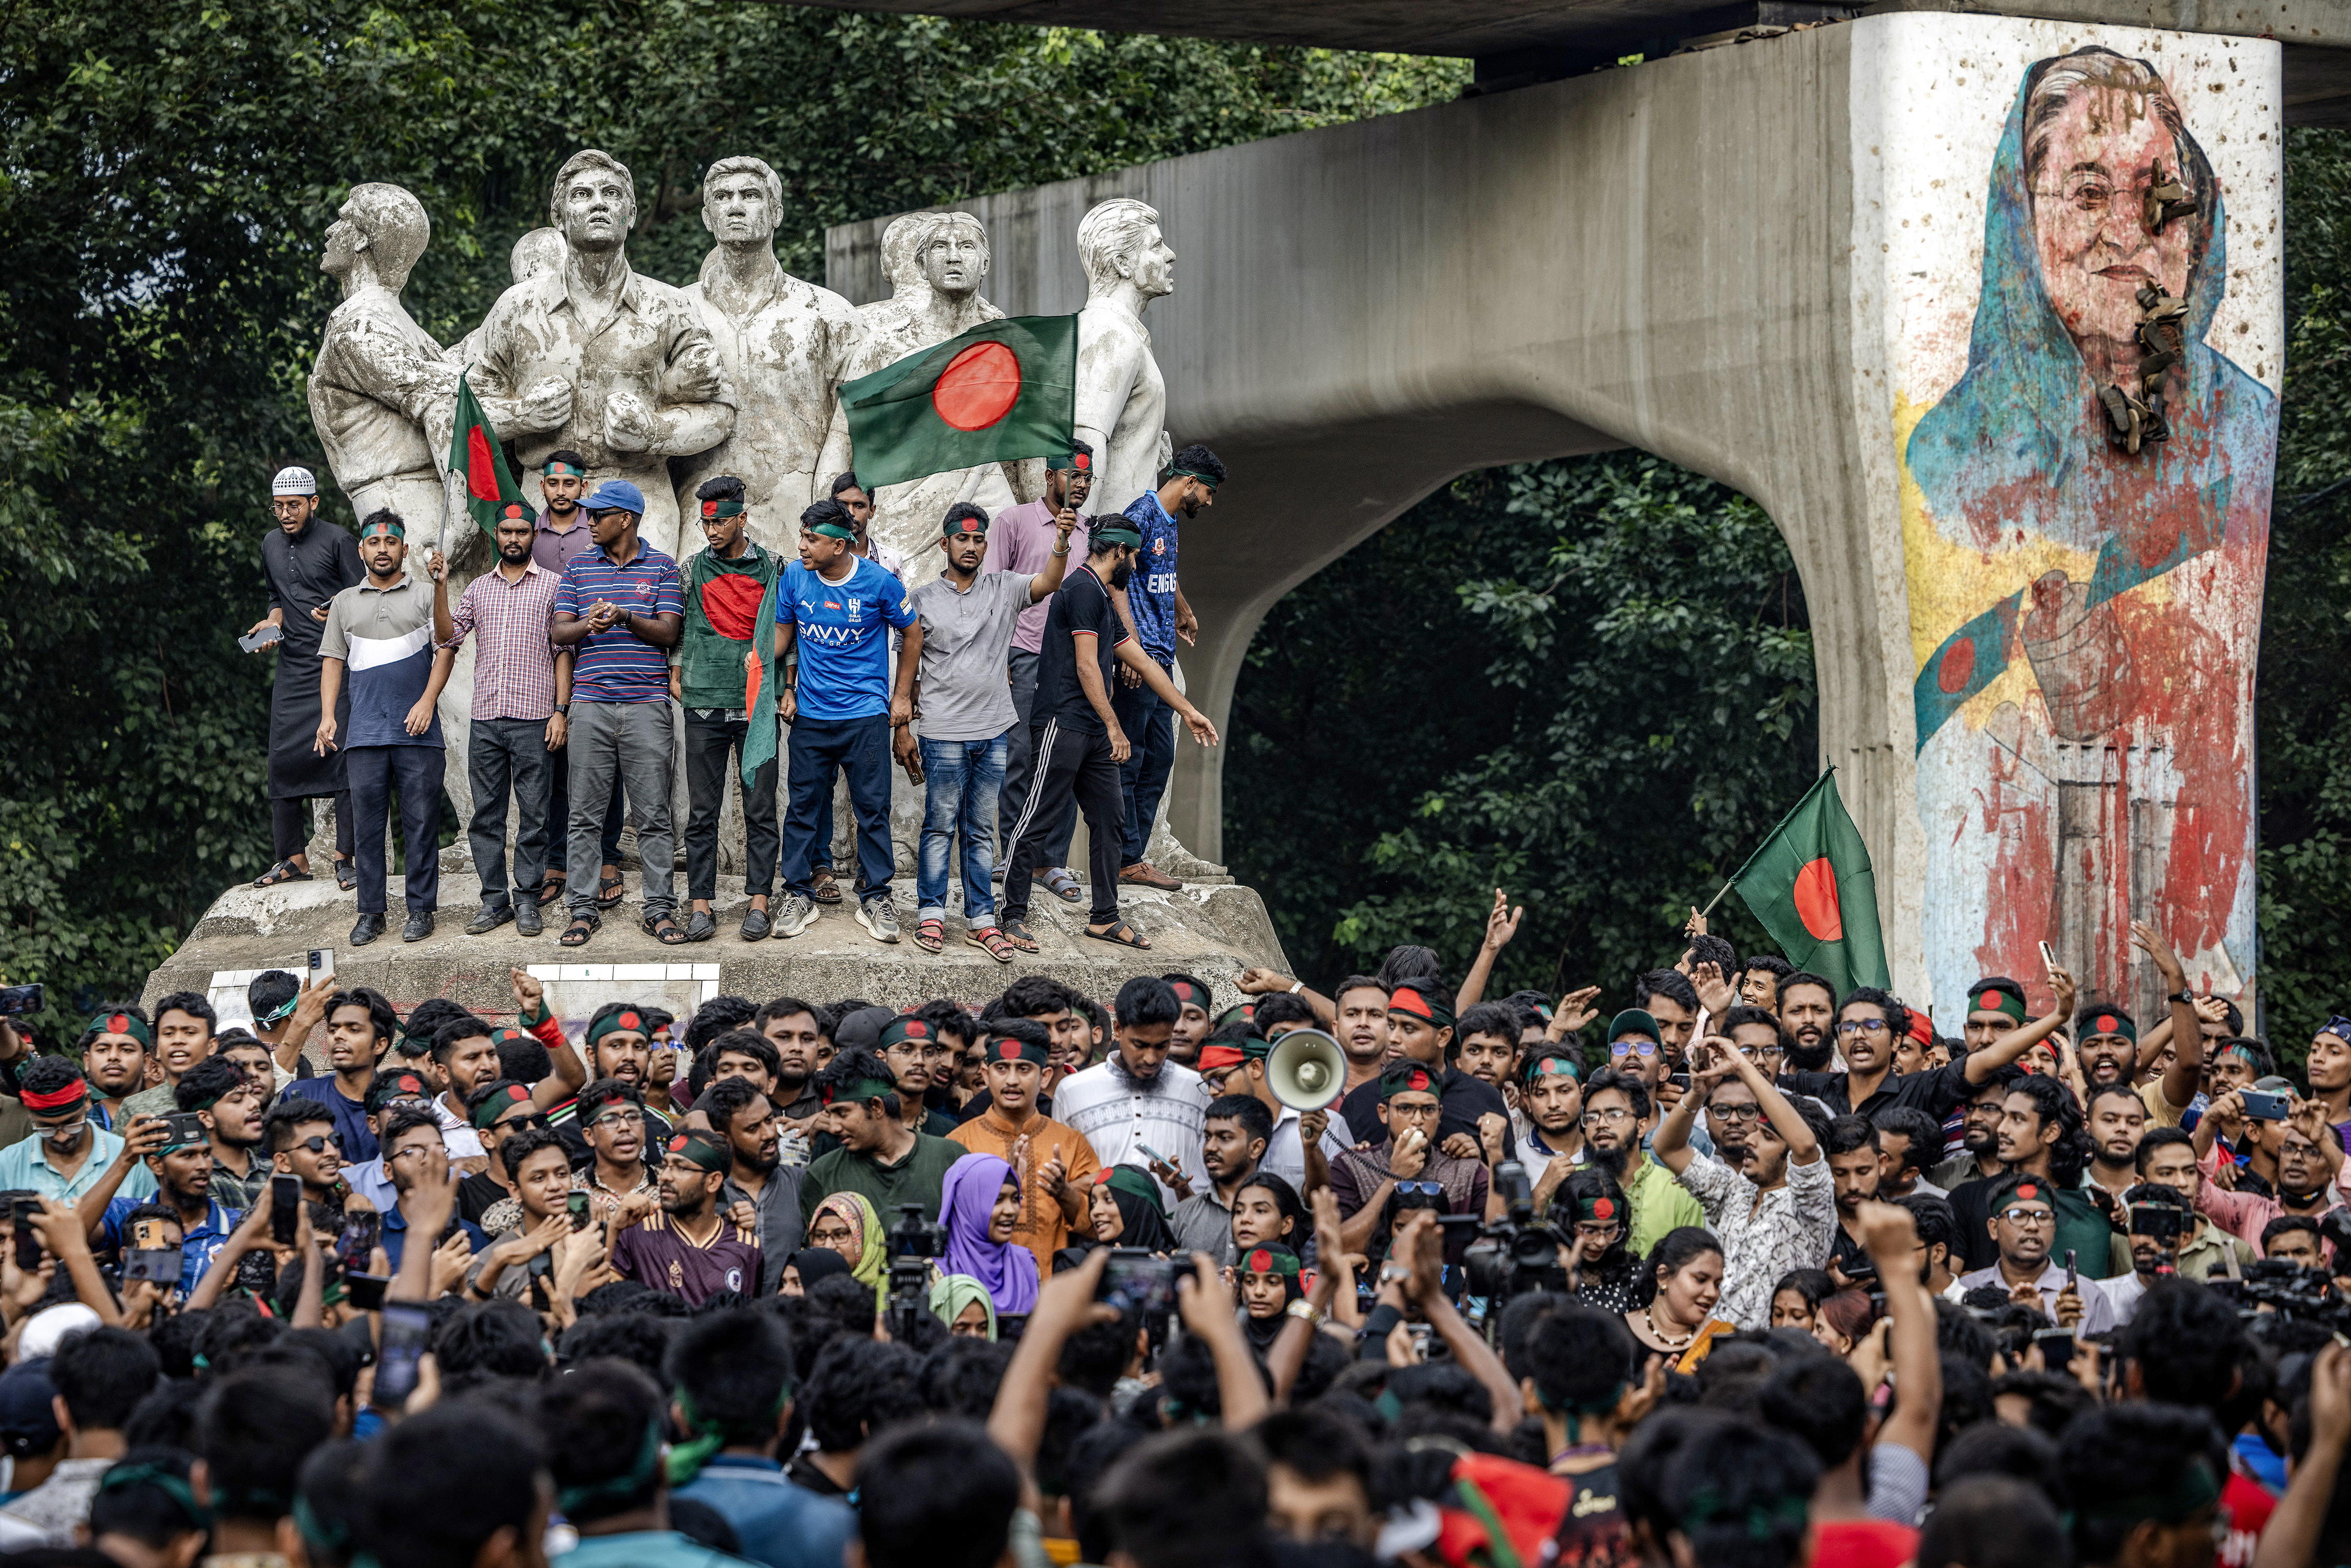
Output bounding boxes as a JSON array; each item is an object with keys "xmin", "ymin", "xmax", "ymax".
[
  {"xmin": 1961, "ymin": 962, "xmax": 2078, "ymax": 1084},
  {"xmin": 1454, "ymin": 890, "xmax": 1522, "ymax": 1014},
  {"xmin": 1402, "ymin": 1213, "xmax": 1520, "ymax": 1432},
  {"xmin": 515, "ymin": 968, "xmax": 590, "ymax": 1109},
  {"xmin": 1858, "ymin": 1201, "xmax": 1940, "ymax": 1461},
  {"xmin": 1720, "ymin": 1042, "xmax": 1819, "ymax": 1165},
  {"xmin": 1175, "ymin": 1252, "xmax": 1270, "ymax": 1429},
  {"xmin": 989, "ymin": 1248, "xmax": 1117, "ymax": 1467},
  {"xmin": 1027, "ymin": 508, "xmax": 1077, "ymax": 603},
  {"xmin": 2133, "ymin": 921, "xmax": 2206, "ymax": 1112}
]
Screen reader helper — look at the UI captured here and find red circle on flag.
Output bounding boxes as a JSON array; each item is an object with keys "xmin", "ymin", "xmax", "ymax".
[
  {"xmin": 1937, "ymin": 638, "xmax": 1976, "ymax": 694},
  {"xmin": 932, "ymin": 342, "xmax": 1022, "ymax": 431},
  {"xmin": 109, "ymin": 1015, "xmax": 130, "ymax": 1035},
  {"xmin": 1978, "ymin": 991, "xmax": 2000, "ymax": 1011},
  {"xmin": 905, "ymin": 1021, "xmax": 928, "ymax": 1039},
  {"xmin": 998, "ymin": 1042, "xmax": 1019, "ymax": 1061},
  {"xmin": 619, "ymin": 1012, "xmax": 640, "ymax": 1032},
  {"xmin": 1593, "ymin": 1197, "xmax": 1615, "ymax": 1219},
  {"xmin": 2097, "ymin": 1015, "xmax": 2119, "ymax": 1035},
  {"xmin": 1249, "ymin": 1249, "xmax": 1271, "ymax": 1273},
  {"xmin": 701, "ymin": 575, "xmax": 766, "ymax": 641},
  {"xmin": 1793, "ymin": 858, "xmax": 1844, "ymax": 942}
]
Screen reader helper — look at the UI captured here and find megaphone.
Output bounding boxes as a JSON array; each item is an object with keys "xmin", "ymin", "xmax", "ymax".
[{"xmin": 1266, "ymin": 1027, "xmax": 1348, "ymax": 1112}]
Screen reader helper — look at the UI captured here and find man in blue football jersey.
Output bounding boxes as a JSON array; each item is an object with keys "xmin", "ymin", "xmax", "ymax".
[{"xmin": 772, "ymin": 498, "xmax": 921, "ymax": 943}]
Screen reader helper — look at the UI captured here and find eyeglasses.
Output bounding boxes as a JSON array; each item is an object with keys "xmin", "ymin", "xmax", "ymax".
[
  {"xmin": 1836, "ymin": 1020, "xmax": 1892, "ymax": 1037},
  {"xmin": 36, "ymin": 1118, "xmax": 86, "ymax": 1141},
  {"xmin": 1708, "ymin": 1104, "xmax": 1763, "ymax": 1124},
  {"xmin": 1581, "ymin": 1108, "xmax": 1635, "ymax": 1126},
  {"xmin": 388, "ymin": 1144, "xmax": 440, "ymax": 1164},
  {"xmin": 289, "ymin": 1134, "xmax": 345, "ymax": 1155},
  {"xmin": 1998, "ymin": 1207, "xmax": 2056, "ymax": 1226},
  {"xmin": 1610, "ymin": 1039, "xmax": 1658, "ymax": 1057},
  {"xmin": 589, "ymin": 1109, "xmax": 644, "ymax": 1130},
  {"xmin": 1573, "ymin": 1222, "xmax": 1622, "ymax": 1241},
  {"xmin": 1394, "ymin": 1181, "xmax": 1444, "ymax": 1197}
]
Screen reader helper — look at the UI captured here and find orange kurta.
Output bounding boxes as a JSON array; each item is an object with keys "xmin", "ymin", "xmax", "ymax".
[{"xmin": 948, "ymin": 1106, "xmax": 1100, "ymax": 1279}]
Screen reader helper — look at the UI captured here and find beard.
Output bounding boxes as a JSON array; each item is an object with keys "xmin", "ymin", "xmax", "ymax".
[
  {"xmin": 1785, "ymin": 1037, "xmax": 1835, "ymax": 1072},
  {"xmin": 498, "ymin": 539, "xmax": 532, "ymax": 563},
  {"xmin": 1587, "ymin": 1142, "xmax": 1629, "ymax": 1180},
  {"xmin": 1107, "ymin": 561, "xmax": 1134, "ymax": 590}
]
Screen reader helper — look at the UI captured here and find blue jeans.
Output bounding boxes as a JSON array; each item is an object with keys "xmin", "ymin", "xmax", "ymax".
[
  {"xmin": 1111, "ymin": 674, "xmax": 1176, "ymax": 864},
  {"xmin": 917, "ymin": 732, "xmax": 1008, "ymax": 923},
  {"xmin": 781, "ymin": 714, "xmax": 894, "ymax": 897}
]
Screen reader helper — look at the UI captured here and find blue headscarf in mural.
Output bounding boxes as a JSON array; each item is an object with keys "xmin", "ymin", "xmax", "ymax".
[{"xmin": 1903, "ymin": 46, "xmax": 2275, "ymax": 749}]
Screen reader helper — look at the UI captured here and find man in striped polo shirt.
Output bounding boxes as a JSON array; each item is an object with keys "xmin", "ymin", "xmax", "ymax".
[
  {"xmin": 551, "ymin": 480, "xmax": 685, "ymax": 947},
  {"xmin": 315, "ymin": 510, "xmax": 453, "ymax": 945}
]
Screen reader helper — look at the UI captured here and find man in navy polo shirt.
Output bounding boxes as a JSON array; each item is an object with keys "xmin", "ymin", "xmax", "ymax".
[
  {"xmin": 771, "ymin": 498, "xmax": 919, "ymax": 944},
  {"xmin": 551, "ymin": 481, "xmax": 685, "ymax": 948}
]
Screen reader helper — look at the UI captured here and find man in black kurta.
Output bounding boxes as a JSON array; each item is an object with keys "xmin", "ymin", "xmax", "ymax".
[{"xmin": 249, "ymin": 466, "xmax": 362, "ymax": 886}]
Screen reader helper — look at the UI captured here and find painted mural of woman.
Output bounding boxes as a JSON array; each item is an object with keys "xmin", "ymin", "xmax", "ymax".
[{"xmin": 1901, "ymin": 46, "xmax": 2275, "ymax": 1011}]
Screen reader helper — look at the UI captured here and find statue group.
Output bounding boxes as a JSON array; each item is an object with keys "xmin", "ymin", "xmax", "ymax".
[{"xmin": 305, "ymin": 148, "xmax": 1178, "ymax": 865}]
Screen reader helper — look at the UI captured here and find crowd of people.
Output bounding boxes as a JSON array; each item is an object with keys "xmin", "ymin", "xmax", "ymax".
[
  {"xmin": 249, "ymin": 438, "xmax": 1222, "ymax": 956},
  {"xmin": 0, "ymin": 902, "xmax": 2343, "ymax": 1568}
]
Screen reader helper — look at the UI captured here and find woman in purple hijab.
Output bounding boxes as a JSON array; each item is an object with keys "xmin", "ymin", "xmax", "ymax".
[{"xmin": 939, "ymin": 1152, "xmax": 1039, "ymax": 1317}]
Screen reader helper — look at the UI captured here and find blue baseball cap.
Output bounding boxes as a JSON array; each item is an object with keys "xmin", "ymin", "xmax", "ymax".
[{"xmin": 583, "ymin": 479, "xmax": 645, "ymax": 517}]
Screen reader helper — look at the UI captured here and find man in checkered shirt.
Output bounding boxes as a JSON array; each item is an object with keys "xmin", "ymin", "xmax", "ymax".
[{"xmin": 433, "ymin": 501, "xmax": 570, "ymax": 937}]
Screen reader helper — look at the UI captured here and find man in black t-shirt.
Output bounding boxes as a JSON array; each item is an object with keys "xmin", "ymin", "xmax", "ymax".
[{"xmin": 998, "ymin": 522, "xmax": 1217, "ymax": 952}]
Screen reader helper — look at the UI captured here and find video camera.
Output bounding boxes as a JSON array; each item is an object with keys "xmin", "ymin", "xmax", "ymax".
[
  {"xmin": 2221, "ymin": 1259, "xmax": 2351, "ymax": 1334},
  {"xmin": 1462, "ymin": 1161, "xmax": 1569, "ymax": 1316},
  {"xmin": 883, "ymin": 1202, "xmax": 947, "ymax": 1343}
]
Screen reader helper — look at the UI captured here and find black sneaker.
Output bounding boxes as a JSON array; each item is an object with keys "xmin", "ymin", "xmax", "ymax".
[{"xmin": 402, "ymin": 910, "xmax": 436, "ymax": 943}]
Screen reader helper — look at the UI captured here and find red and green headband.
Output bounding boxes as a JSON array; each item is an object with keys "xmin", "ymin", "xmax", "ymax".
[
  {"xmin": 544, "ymin": 459, "xmax": 586, "ymax": 478},
  {"xmin": 1523, "ymin": 1055, "xmax": 1579, "ymax": 1087},
  {"xmin": 1381, "ymin": 1064, "xmax": 1444, "ymax": 1102},
  {"xmin": 987, "ymin": 1033, "xmax": 1049, "ymax": 1068},
  {"xmin": 469, "ymin": 1082, "xmax": 536, "ymax": 1132},
  {"xmin": 878, "ymin": 1015, "xmax": 932, "ymax": 1052},
  {"xmin": 21, "ymin": 1072, "xmax": 87, "ymax": 1114},
  {"xmin": 84, "ymin": 1012, "xmax": 151, "ymax": 1050},
  {"xmin": 700, "ymin": 499, "xmax": 745, "ymax": 520},
  {"xmin": 1573, "ymin": 1192, "xmax": 1620, "ymax": 1227},
  {"xmin": 666, "ymin": 1131, "xmax": 730, "ymax": 1174},
  {"xmin": 589, "ymin": 1010, "xmax": 648, "ymax": 1048},
  {"xmin": 1244, "ymin": 1245, "xmax": 1301, "ymax": 1278},
  {"xmin": 1970, "ymin": 987, "xmax": 2029, "ymax": 1026},
  {"xmin": 2083, "ymin": 1010, "xmax": 2137, "ymax": 1044}
]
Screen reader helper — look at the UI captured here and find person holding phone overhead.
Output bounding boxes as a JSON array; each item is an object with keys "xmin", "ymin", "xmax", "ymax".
[{"xmin": 250, "ymin": 466, "xmax": 362, "ymax": 893}]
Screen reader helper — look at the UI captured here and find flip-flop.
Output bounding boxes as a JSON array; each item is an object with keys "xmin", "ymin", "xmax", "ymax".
[
  {"xmin": 1000, "ymin": 917, "xmax": 1040, "ymax": 954},
  {"xmin": 914, "ymin": 918, "xmax": 946, "ymax": 953},
  {"xmin": 539, "ymin": 875, "xmax": 568, "ymax": 907},
  {"xmin": 1040, "ymin": 867, "xmax": 1082, "ymax": 904},
  {"xmin": 595, "ymin": 871, "xmax": 626, "ymax": 910},
  {"xmin": 334, "ymin": 858, "xmax": 357, "ymax": 892},
  {"xmin": 965, "ymin": 926, "xmax": 1017, "ymax": 964},
  {"xmin": 252, "ymin": 858, "xmax": 312, "ymax": 888},
  {"xmin": 1084, "ymin": 917, "xmax": 1152, "ymax": 951}
]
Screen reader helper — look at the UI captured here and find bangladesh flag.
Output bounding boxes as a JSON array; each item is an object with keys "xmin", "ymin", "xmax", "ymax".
[
  {"xmin": 448, "ymin": 370, "xmax": 532, "ymax": 537},
  {"xmin": 739, "ymin": 570, "xmax": 784, "ymax": 789},
  {"xmin": 839, "ymin": 315, "xmax": 1077, "ymax": 490},
  {"xmin": 1730, "ymin": 769, "xmax": 1891, "ymax": 995}
]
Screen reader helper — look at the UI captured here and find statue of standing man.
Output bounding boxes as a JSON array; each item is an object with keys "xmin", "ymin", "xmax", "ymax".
[
  {"xmin": 308, "ymin": 182, "xmax": 459, "ymax": 552},
  {"xmin": 1072, "ymin": 198, "xmax": 1177, "ymax": 518},
  {"xmin": 671, "ymin": 157, "xmax": 866, "ymax": 556},
  {"xmin": 469, "ymin": 150, "xmax": 738, "ymax": 561}
]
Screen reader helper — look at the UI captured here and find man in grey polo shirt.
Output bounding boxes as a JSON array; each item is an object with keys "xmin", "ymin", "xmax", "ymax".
[
  {"xmin": 316, "ymin": 510, "xmax": 453, "ymax": 946},
  {"xmin": 898, "ymin": 500, "xmax": 1075, "ymax": 958}
]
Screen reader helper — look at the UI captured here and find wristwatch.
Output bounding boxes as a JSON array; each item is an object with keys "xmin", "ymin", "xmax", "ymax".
[
  {"xmin": 1379, "ymin": 1262, "xmax": 1411, "ymax": 1285},
  {"xmin": 2168, "ymin": 989, "xmax": 2196, "ymax": 1004},
  {"xmin": 553, "ymin": 703, "xmax": 570, "ymax": 715},
  {"xmin": 1286, "ymin": 1300, "xmax": 1326, "ymax": 1326},
  {"xmin": 1290, "ymin": 980, "xmax": 1306, "ymax": 995}
]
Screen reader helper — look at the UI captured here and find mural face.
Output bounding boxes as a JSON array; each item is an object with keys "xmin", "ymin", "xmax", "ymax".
[{"xmin": 1893, "ymin": 31, "xmax": 2279, "ymax": 1023}]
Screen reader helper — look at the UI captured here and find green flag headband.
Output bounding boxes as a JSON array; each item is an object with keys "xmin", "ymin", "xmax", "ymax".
[
  {"xmin": 1523, "ymin": 1055, "xmax": 1579, "ymax": 1086},
  {"xmin": 544, "ymin": 459, "xmax": 585, "ymax": 478},
  {"xmin": 102, "ymin": 1462, "xmax": 211, "ymax": 1527},
  {"xmin": 85, "ymin": 1011, "xmax": 151, "ymax": 1049},
  {"xmin": 558, "ymin": 1418, "xmax": 663, "ymax": 1517},
  {"xmin": 823, "ymin": 1077, "xmax": 898, "ymax": 1107},
  {"xmin": 588, "ymin": 1009, "xmax": 649, "ymax": 1047},
  {"xmin": 810, "ymin": 517, "xmax": 858, "ymax": 542},
  {"xmin": 1969, "ymin": 986, "xmax": 2029, "ymax": 1026},
  {"xmin": 699, "ymin": 498, "xmax": 746, "ymax": 520},
  {"xmin": 1091, "ymin": 522, "xmax": 1143, "ymax": 549},
  {"xmin": 359, "ymin": 517, "xmax": 406, "ymax": 540},
  {"xmin": 1381, "ymin": 1063, "xmax": 1445, "ymax": 1101},
  {"xmin": 1243, "ymin": 1244, "xmax": 1300, "ymax": 1278},
  {"xmin": 1169, "ymin": 466, "xmax": 1221, "ymax": 490}
]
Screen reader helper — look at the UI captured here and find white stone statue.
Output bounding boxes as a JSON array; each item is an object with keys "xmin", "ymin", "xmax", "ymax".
[
  {"xmin": 1073, "ymin": 197, "xmax": 1177, "ymax": 518},
  {"xmin": 833, "ymin": 209, "xmax": 1029, "ymax": 566},
  {"xmin": 672, "ymin": 157, "xmax": 867, "ymax": 554},
  {"xmin": 467, "ymin": 149, "xmax": 738, "ymax": 560},
  {"xmin": 308, "ymin": 183, "xmax": 459, "ymax": 550},
  {"xmin": 450, "ymin": 228, "xmax": 565, "ymax": 374}
]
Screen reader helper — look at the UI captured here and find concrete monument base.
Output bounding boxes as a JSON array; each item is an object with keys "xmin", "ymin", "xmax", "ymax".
[{"xmin": 140, "ymin": 868, "xmax": 1290, "ymax": 1029}]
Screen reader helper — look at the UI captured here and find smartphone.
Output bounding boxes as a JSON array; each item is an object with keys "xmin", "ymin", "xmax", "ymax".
[
  {"xmin": 2242, "ymin": 1090, "xmax": 2291, "ymax": 1122},
  {"xmin": 270, "ymin": 1174, "xmax": 301, "ymax": 1247},
  {"xmin": 1668, "ymin": 1072, "xmax": 1692, "ymax": 1092},
  {"xmin": 2064, "ymin": 1249, "xmax": 2078, "ymax": 1292},
  {"xmin": 1100, "ymin": 1249, "xmax": 1180, "ymax": 1318},
  {"xmin": 2039, "ymin": 940, "xmax": 2058, "ymax": 970},
  {"xmin": 344, "ymin": 1272, "xmax": 389, "ymax": 1312},
  {"xmin": 373, "ymin": 1301, "xmax": 434, "ymax": 1408},
  {"xmin": 308, "ymin": 949, "xmax": 334, "ymax": 987},
  {"xmin": 9, "ymin": 1199, "xmax": 37, "ymax": 1272},
  {"xmin": 2032, "ymin": 1326, "xmax": 2080, "ymax": 1362},
  {"xmin": 160, "ymin": 1111, "xmax": 207, "ymax": 1150},
  {"xmin": 334, "ymin": 1211, "xmax": 380, "ymax": 1275},
  {"xmin": 237, "ymin": 624, "xmax": 283, "ymax": 653},
  {"xmin": 0, "ymin": 985, "xmax": 43, "ymax": 1019},
  {"xmin": 1135, "ymin": 1144, "xmax": 1171, "ymax": 1171},
  {"xmin": 566, "ymin": 1191, "xmax": 592, "ymax": 1233},
  {"xmin": 122, "ymin": 1247, "xmax": 182, "ymax": 1286}
]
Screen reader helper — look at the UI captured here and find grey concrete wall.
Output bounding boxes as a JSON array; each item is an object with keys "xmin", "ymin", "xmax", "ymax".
[{"xmin": 826, "ymin": 24, "xmax": 1880, "ymax": 897}]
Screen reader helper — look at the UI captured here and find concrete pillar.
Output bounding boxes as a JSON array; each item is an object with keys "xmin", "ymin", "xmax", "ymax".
[{"xmin": 830, "ymin": 11, "xmax": 2280, "ymax": 1019}]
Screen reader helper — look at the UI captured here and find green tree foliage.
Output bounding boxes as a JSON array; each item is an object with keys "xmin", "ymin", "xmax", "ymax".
[
  {"xmin": 0, "ymin": 0, "xmax": 1464, "ymax": 1035},
  {"xmin": 2255, "ymin": 126, "xmax": 2351, "ymax": 1059},
  {"xmin": 1227, "ymin": 456, "xmax": 1817, "ymax": 993}
]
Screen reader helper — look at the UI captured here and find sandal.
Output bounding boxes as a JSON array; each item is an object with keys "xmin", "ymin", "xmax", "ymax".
[
  {"xmin": 334, "ymin": 858, "xmax": 357, "ymax": 892},
  {"xmin": 1040, "ymin": 867, "xmax": 1083, "ymax": 904},
  {"xmin": 644, "ymin": 912, "xmax": 688, "ymax": 946},
  {"xmin": 1084, "ymin": 916, "xmax": 1152, "ymax": 951},
  {"xmin": 914, "ymin": 918, "xmax": 946, "ymax": 953},
  {"xmin": 1000, "ymin": 917, "xmax": 1040, "ymax": 954},
  {"xmin": 560, "ymin": 913, "xmax": 600, "ymax": 947},
  {"xmin": 595, "ymin": 871, "xmax": 626, "ymax": 910},
  {"xmin": 965, "ymin": 926, "xmax": 1017, "ymax": 964},
  {"xmin": 539, "ymin": 874, "xmax": 568, "ymax": 908},
  {"xmin": 252, "ymin": 858, "xmax": 312, "ymax": 888}
]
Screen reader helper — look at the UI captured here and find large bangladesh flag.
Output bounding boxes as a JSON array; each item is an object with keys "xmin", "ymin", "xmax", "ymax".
[
  {"xmin": 448, "ymin": 370, "xmax": 532, "ymax": 537},
  {"xmin": 839, "ymin": 315, "xmax": 1078, "ymax": 489},
  {"xmin": 1730, "ymin": 769, "xmax": 1891, "ymax": 995}
]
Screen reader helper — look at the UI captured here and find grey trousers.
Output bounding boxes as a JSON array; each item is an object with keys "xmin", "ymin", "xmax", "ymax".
[
  {"xmin": 468, "ymin": 716, "xmax": 553, "ymax": 909},
  {"xmin": 566, "ymin": 701, "xmax": 676, "ymax": 917}
]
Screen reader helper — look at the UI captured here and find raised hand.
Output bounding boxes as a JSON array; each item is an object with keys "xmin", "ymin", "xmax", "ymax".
[{"xmin": 1482, "ymin": 889, "xmax": 1523, "ymax": 953}]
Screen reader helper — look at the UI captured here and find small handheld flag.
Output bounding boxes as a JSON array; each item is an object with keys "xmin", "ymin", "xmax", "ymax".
[{"xmin": 448, "ymin": 370, "xmax": 533, "ymax": 539}]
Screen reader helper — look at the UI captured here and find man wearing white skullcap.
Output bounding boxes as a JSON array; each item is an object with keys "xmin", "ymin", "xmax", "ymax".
[{"xmin": 249, "ymin": 465, "xmax": 363, "ymax": 889}]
